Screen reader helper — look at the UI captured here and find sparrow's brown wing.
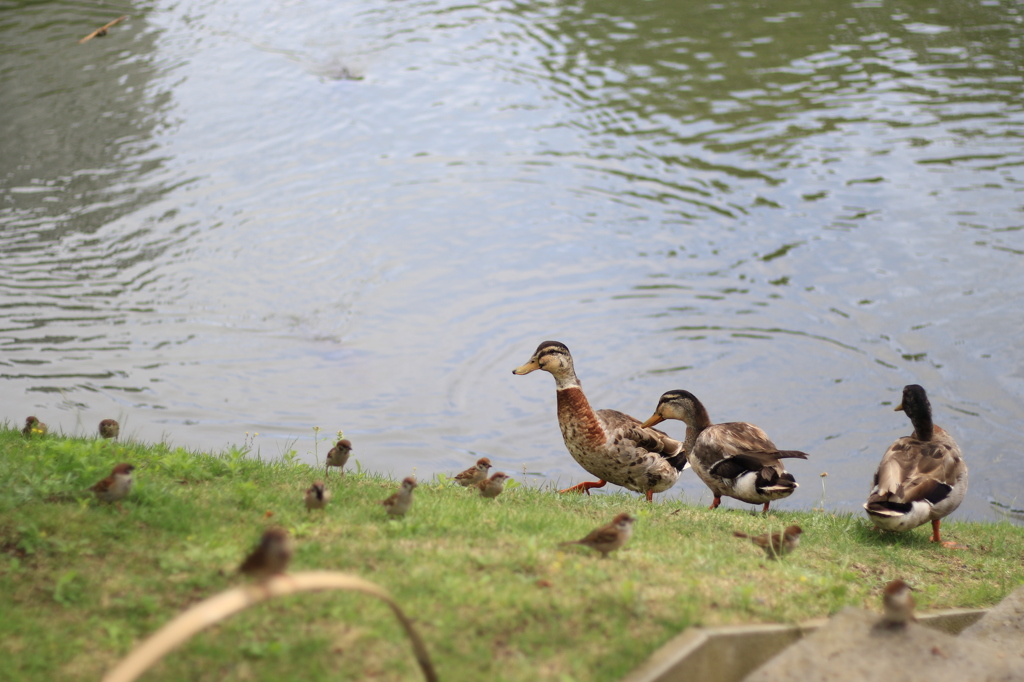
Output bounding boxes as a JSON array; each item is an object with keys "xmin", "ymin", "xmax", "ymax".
[
  {"xmin": 239, "ymin": 549, "xmax": 265, "ymax": 574},
  {"xmin": 750, "ymin": 532, "xmax": 780, "ymax": 550},
  {"xmin": 381, "ymin": 492, "xmax": 399, "ymax": 506},
  {"xmin": 578, "ymin": 524, "xmax": 619, "ymax": 546},
  {"xmin": 90, "ymin": 476, "xmax": 114, "ymax": 493}
]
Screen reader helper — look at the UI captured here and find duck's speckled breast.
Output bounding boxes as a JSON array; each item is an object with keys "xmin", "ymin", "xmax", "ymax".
[
  {"xmin": 556, "ymin": 387, "xmax": 606, "ymax": 455},
  {"xmin": 555, "ymin": 388, "xmax": 679, "ymax": 493}
]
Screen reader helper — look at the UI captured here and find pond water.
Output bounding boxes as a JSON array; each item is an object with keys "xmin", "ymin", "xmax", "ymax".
[{"xmin": 3, "ymin": 0, "xmax": 1023, "ymax": 521}]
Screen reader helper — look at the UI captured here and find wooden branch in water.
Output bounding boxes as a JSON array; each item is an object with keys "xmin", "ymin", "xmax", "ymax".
[
  {"xmin": 101, "ymin": 571, "xmax": 439, "ymax": 682},
  {"xmin": 78, "ymin": 15, "xmax": 128, "ymax": 44}
]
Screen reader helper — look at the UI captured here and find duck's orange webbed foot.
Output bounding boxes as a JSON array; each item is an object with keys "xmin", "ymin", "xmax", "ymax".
[
  {"xmin": 932, "ymin": 520, "xmax": 967, "ymax": 548},
  {"xmin": 708, "ymin": 496, "xmax": 722, "ymax": 510},
  {"xmin": 559, "ymin": 480, "xmax": 607, "ymax": 495}
]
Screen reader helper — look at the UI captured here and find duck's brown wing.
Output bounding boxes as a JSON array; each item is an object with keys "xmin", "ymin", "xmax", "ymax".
[
  {"xmin": 691, "ymin": 422, "xmax": 784, "ymax": 471},
  {"xmin": 598, "ymin": 409, "xmax": 687, "ymax": 470},
  {"xmin": 871, "ymin": 432, "xmax": 963, "ymax": 502},
  {"xmin": 707, "ymin": 447, "xmax": 808, "ymax": 480}
]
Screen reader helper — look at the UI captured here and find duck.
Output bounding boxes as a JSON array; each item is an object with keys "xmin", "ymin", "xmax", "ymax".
[
  {"xmin": 641, "ymin": 389, "xmax": 808, "ymax": 512},
  {"xmin": 512, "ymin": 341, "xmax": 687, "ymax": 501},
  {"xmin": 863, "ymin": 384, "xmax": 968, "ymax": 547}
]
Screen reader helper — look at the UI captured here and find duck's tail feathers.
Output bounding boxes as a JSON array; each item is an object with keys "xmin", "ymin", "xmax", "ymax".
[
  {"xmin": 665, "ymin": 449, "xmax": 690, "ymax": 472},
  {"xmin": 864, "ymin": 500, "xmax": 913, "ymax": 517}
]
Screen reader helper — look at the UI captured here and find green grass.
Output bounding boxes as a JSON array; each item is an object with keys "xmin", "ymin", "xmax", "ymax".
[{"xmin": 1, "ymin": 426, "xmax": 1022, "ymax": 681}]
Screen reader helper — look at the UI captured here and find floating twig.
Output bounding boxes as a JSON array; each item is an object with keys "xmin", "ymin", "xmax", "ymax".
[{"xmin": 79, "ymin": 15, "xmax": 128, "ymax": 44}]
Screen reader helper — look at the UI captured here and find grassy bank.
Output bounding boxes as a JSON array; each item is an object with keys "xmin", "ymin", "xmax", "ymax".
[{"xmin": 1, "ymin": 426, "xmax": 1022, "ymax": 681}]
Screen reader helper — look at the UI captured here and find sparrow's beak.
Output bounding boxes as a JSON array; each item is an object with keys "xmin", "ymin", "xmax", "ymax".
[
  {"xmin": 894, "ymin": 401, "xmax": 904, "ymax": 412},
  {"xmin": 641, "ymin": 413, "xmax": 664, "ymax": 429},
  {"xmin": 513, "ymin": 358, "xmax": 540, "ymax": 375}
]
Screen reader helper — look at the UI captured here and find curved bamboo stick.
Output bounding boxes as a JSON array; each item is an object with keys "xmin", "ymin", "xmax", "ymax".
[{"xmin": 102, "ymin": 571, "xmax": 438, "ymax": 682}]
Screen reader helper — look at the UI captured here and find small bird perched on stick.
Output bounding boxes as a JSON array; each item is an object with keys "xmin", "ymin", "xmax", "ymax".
[
  {"xmin": 22, "ymin": 416, "xmax": 47, "ymax": 437},
  {"xmin": 560, "ymin": 513, "xmax": 635, "ymax": 557},
  {"xmin": 89, "ymin": 463, "xmax": 135, "ymax": 503},
  {"xmin": 477, "ymin": 472, "xmax": 510, "ymax": 499},
  {"xmin": 304, "ymin": 481, "xmax": 330, "ymax": 512},
  {"xmin": 382, "ymin": 476, "xmax": 417, "ymax": 517},
  {"xmin": 881, "ymin": 579, "xmax": 916, "ymax": 627},
  {"xmin": 326, "ymin": 439, "xmax": 353, "ymax": 475},
  {"xmin": 239, "ymin": 528, "xmax": 293, "ymax": 581},
  {"xmin": 733, "ymin": 524, "xmax": 802, "ymax": 559},
  {"xmin": 99, "ymin": 419, "xmax": 120, "ymax": 440},
  {"xmin": 454, "ymin": 457, "xmax": 492, "ymax": 487}
]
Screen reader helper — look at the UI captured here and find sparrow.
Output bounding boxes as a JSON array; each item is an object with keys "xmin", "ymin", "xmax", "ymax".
[
  {"xmin": 733, "ymin": 524, "xmax": 802, "ymax": 559},
  {"xmin": 382, "ymin": 476, "xmax": 417, "ymax": 517},
  {"xmin": 99, "ymin": 419, "xmax": 120, "ymax": 440},
  {"xmin": 560, "ymin": 512, "xmax": 635, "ymax": 557},
  {"xmin": 304, "ymin": 481, "xmax": 330, "ymax": 512},
  {"xmin": 882, "ymin": 579, "xmax": 916, "ymax": 626},
  {"xmin": 239, "ymin": 527, "xmax": 293, "ymax": 581},
  {"xmin": 326, "ymin": 439, "xmax": 353, "ymax": 475},
  {"xmin": 89, "ymin": 463, "xmax": 135, "ymax": 503},
  {"xmin": 22, "ymin": 416, "xmax": 47, "ymax": 436},
  {"xmin": 477, "ymin": 472, "xmax": 510, "ymax": 499},
  {"xmin": 454, "ymin": 457, "xmax": 492, "ymax": 487}
]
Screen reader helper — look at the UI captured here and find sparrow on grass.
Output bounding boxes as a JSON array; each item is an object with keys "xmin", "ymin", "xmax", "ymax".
[
  {"xmin": 454, "ymin": 457, "xmax": 491, "ymax": 487},
  {"xmin": 477, "ymin": 472, "xmax": 510, "ymax": 499},
  {"xmin": 382, "ymin": 476, "xmax": 417, "ymax": 517},
  {"xmin": 99, "ymin": 419, "xmax": 120, "ymax": 440},
  {"xmin": 239, "ymin": 527, "xmax": 294, "ymax": 581},
  {"xmin": 304, "ymin": 481, "xmax": 330, "ymax": 512},
  {"xmin": 89, "ymin": 463, "xmax": 135, "ymax": 503},
  {"xmin": 733, "ymin": 524, "xmax": 802, "ymax": 559},
  {"xmin": 22, "ymin": 416, "xmax": 47, "ymax": 437},
  {"xmin": 560, "ymin": 512, "xmax": 635, "ymax": 557},
  {"xmin": 882, "ymin": 579, "xmax": 916, "ymax": 626},
  {"xmin": 326, "ymin": 439, "xmax": 353, "ymax": 475}
]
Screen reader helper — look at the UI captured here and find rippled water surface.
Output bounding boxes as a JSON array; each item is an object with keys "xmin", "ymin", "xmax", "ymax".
[{"xmin": 3, "ymin": 0, "xmax": 1024, "ymax": 520}]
